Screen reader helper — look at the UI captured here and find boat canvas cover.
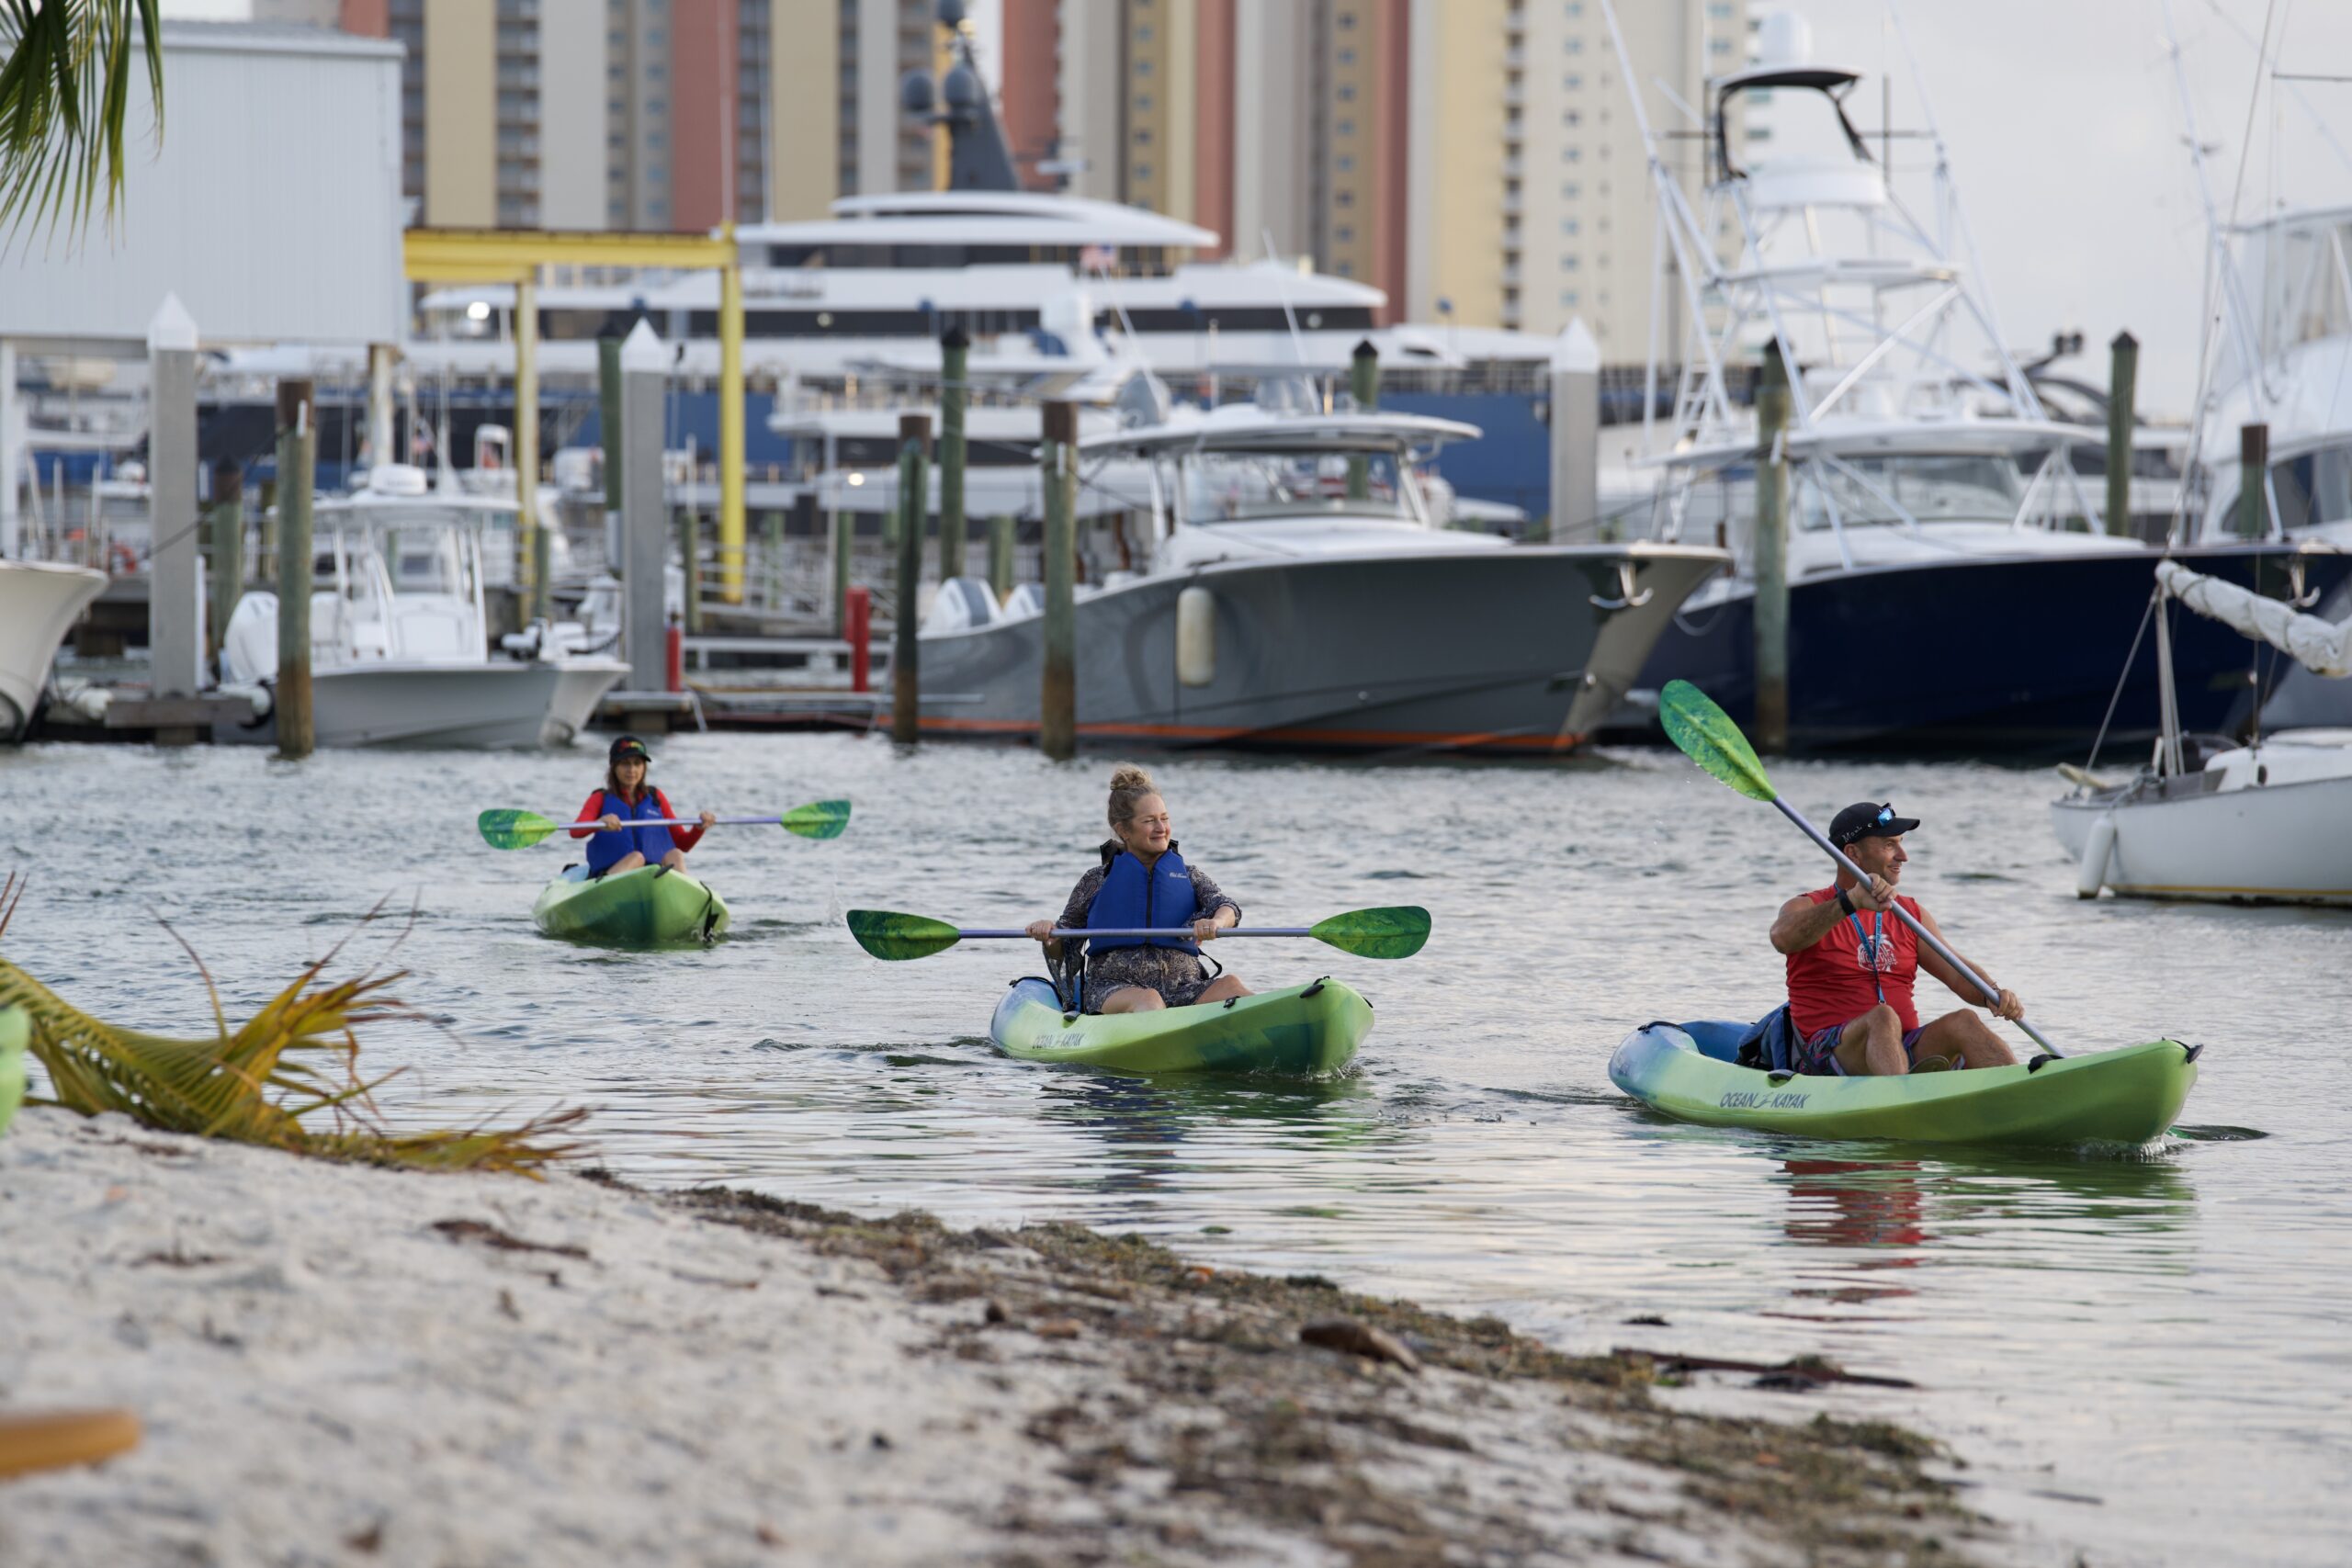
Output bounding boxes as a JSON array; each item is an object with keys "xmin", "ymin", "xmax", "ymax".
[{"xmin": 2157, "ymin": 559, "xmax": 2352, "ymax": 678}]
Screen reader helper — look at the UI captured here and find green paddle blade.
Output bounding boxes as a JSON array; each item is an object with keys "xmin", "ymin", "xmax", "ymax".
[
  {"xmin": 477, "ymin": 808, "xmax": 560, "ymax": 850},
  {"xmin": 783, "ymin": 799, "xmax": 853, "ymax": 840},
  {"xmin": 1658, "ymin": 679, "xmax": 1777, "ymax": 803},
  {"xmin": 847, "ymin": 909, "xmax": 961, "ymax": 961},
  {"xmin": 1311, "ymin": 906, "xmax": 1431, "ymax": 959}
]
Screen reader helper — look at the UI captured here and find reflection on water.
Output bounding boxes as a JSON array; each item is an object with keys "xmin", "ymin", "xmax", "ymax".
[{"xmin": 2, "ymin": 733, "xmax": 2346, "ymax": 1566}]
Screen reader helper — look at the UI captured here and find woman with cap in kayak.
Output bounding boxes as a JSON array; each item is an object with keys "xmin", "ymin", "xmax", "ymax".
[
  {"xmin": 568, "ymin": 735, "xmax": 717, "ymax": 878},
  {"xmin": 1024, "ymin": 764, "xmax": 1251, "ymax": 1014}
]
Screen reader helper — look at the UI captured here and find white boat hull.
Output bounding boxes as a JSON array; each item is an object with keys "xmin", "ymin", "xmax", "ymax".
[
  {"xmin": 541, "ymin": 658, "xmax": 628, "ymax": 746},
  {"xmin": 0, "ymin": 561, "xmax": 107, "ymax": 740},
  {"xmin": 217, "ymin": 663, "xmax": 576, "ymax": 750},
  {"xmin": 2052, "ymin": 767, "xmax": 2352, "ymax": 905}
]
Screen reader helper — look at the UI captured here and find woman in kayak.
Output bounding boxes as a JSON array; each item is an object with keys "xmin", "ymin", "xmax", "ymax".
[
  {"xmin": 1025, "ymin": 764, "xmax": 1250, "ymax": 1014},
  {"xmin": 568, "ymin": 735, "xmax": 717, "ymax": 878}
]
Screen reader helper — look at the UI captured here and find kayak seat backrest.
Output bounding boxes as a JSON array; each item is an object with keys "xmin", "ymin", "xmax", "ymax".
[{"xmin": 1679, "ymin": 1020, "xmax": 1752, "ymax": 1064}]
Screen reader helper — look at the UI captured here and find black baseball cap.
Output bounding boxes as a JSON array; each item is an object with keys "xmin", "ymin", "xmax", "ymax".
[
  {"xmin": 608, "ymin": 735, "xmax": 651, "ymax": 765},
  {"xmin": 1829, "ymin": 800, "xmax": 1918, "ymax": 847}
]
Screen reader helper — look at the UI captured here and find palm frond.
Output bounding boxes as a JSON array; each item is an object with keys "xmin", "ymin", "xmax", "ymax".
[
  {"xmin": 0, "ymin": 0, "xmax": 165, "ymax": 249},
  {"xmin": 0, "ymin": 887, "xmax": 583, "ymax": 1177}
]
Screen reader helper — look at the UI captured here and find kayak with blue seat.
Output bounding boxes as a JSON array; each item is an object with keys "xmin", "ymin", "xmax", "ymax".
[
  {"xmin": 1610, "ymin": 1020, "xmax": 2199, "ymax": 1146},
  {"xmin": 532, "ymin": 864, "xmax": 730, "ymax": 946},
  {"xmin": 989, "ymin": 976, "xmax": 1369, "ymax": 1077}
]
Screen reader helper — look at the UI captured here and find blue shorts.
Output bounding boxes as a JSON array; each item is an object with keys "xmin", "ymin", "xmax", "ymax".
[{"xmin": 1797, "ymin": 1019, "xmax": 1928, "ymax": 1076}]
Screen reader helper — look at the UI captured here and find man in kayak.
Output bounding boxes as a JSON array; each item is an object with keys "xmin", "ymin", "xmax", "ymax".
[
  {"xmin": 1023, "ymin": 764, "xmax": 1250, "ymax": 1014},
  {"xmin": 1770, "ymin": 801, "xmax": 2024, "ymax": 1075},
  {"xmin": 568, "ymin": 735, "xmax": 716, "ymax": 878}
]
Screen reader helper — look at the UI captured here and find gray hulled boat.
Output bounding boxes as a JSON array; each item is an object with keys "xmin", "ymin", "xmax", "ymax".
[{"xmin": 915, "ymin": 405, "xmax": 1728, "ymax": 753}]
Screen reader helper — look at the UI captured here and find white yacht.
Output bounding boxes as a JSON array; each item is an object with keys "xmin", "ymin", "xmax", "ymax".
[
  {"xmin": 0, "ymin": 560, "xmax": 107, "ymax": 740},
  {"xmin": 911, "ymin": 396, "xmax": 1727, "ymax": 752},
  {"xmin": 216, "ymin": 466, "xmax": 624, "ymax": 748}
]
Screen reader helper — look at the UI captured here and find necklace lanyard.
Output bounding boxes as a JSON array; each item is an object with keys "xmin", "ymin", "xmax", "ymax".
[{"xmin": 1848, "ymin": 908, "xmax": 1887, "ymax": 1004}]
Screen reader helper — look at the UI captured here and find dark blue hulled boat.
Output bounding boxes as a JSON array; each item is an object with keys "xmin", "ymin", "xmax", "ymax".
[{"xmin": 1631, "ymin": 540, "xmax": 2351, "ymax": 752}]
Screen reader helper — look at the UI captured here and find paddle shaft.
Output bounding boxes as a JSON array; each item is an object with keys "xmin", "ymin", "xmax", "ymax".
[
  {"xmin": 1772, "ymin": 798, "xmax": 2064, "ymax": 1058},
  {"xmin": 967, "ymin": 928, "xmax": 1314, "ymax": 942},
  {"xmin": 571, "ymin": 816, "xmax": 784, "ymax": 831}
]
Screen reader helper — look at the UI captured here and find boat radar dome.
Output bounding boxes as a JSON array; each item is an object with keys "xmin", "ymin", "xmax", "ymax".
[
  {"xmin": 1753, "ymin": 11, "xmax": 1815, "ymax": 71},
  {"xmin": 899, "ymin": 70, "xmax": 934, "ymax": 115},
  {"xmin": 367, "ymin": 463, "xmax": 431, "ymax": 497}
]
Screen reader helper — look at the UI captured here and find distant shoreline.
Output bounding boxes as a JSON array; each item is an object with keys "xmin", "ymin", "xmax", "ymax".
[{"xmin": 2, "ymin": 1108, "xmax": 1991, "ymax": 1565}]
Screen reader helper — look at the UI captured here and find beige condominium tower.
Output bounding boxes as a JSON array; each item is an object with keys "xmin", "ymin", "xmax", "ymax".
[
  {"xmin": 998, "ymin": 0, "xmax": 1750, "ymax": 346},
  {"xmin": 331, "ymin": 0, "xmax": 942, "ymax": 232}
]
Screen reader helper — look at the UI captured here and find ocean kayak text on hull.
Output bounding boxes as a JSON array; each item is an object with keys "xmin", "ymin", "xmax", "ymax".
[
  {"xmin": 989, "ymin": 977, "xmax": 1370, "ymax": 1077},
  {"xmin": 1609, "ymin": 1021, "xmax": 2199, "ymax": 1147},
  {"xmin": 532, "ymin": 865, "xmax": 732, "ymax": 947}
]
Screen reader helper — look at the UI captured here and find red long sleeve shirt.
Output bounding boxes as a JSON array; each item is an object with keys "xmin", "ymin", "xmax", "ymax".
[{"xmin": 569, "ymin": 787, "xmax": 707, "ymax": 852}]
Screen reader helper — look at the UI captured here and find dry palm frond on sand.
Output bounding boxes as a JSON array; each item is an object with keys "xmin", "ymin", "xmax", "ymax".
[{"xmin": 0, "ymin": 874, "xmax": 583, "ymax": 1175}]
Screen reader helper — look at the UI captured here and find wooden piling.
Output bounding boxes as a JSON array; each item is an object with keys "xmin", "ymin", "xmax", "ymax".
[
  {"xmin": 939, "ymin": 324, "xmax": 969, "ymax": 581},
  {"xmin": 2238, "ymin": 423, "xmax": 2270, "ymax": 539},
  {"xmin": 205, "ymin": 462, "xmax": 243, "ymax": 668},
  {"xmin": 892, "ymin": 412, "xmax": 931, "ymax": 744},
  {"xmin": 1752, "ymin": 344, "xmax": 1792, "ymax": 756},
  {"xmin": 989, "ymin": 513, "xmax": 1016, "ymax": 600},
  {"xmin": 1347, "ymin": 339, "xmax": 1377, "ymax": 502},
  {"xmin": 275, "ymin": 379, "xmax": 317, "ymax": 760},
  {"xmin": 1040, "ymin": 401, "xmax": 1078, "ymax": 761},
  {"xmin": 832, "ymin": 507, "xmax": 854, "ymax": 636},
  {"xmin": 2105, "ymin": 332, "xmax": 2138, "ymax": 538}
]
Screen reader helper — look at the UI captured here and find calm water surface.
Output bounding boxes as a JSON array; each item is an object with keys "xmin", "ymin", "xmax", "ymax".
[{"xmin": 4, "ymin": 733, "xmax": 2345, "ymax": 1566}]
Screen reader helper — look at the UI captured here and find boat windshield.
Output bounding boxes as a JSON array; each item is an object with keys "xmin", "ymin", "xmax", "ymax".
[
  {"xmin": 2270, "ymin": 440, "xmax": 2352, "ymax": 531},
  {"xmin": 381, "ymin": 525, "xmax": 472, "ymax": 596},
  {"xmin": 1794, "ymin": 453, "xmax": 2024, "ymax": 529},
  {"xmin": 1175, "ymin": 450, "xmax": 1422, "ymax": 525}
]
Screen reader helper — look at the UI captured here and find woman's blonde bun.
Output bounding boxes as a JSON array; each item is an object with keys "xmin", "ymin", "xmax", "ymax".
[
  {"xmin": 1106, "ymin": 764, "xmax": 1160, "ymax": 830},
  {"xmin": 1107, "ymin": 763, "xmax": 1156, "ymax": 794}
]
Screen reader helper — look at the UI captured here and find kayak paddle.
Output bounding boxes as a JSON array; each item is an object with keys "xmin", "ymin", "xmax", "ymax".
[
  {"xmin": 1657, "ymin": 679, "xmax": 2064, "ymax": 1058},
  {"xmin": 846, "ymin": 905, "xmax": 1430, "ymax": 963},
  {"xmin": 477, "ymin": 800, "xmax": 852, "ymax": 849}
]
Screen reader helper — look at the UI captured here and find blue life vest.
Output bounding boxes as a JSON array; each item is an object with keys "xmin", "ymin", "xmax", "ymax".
[
  {"xmin": 586, "ymin": 788, "xmax": 673, "ymax": 874},
  {"xmin": 1085, "ymin": 849, "xmax": 1200, "ymax": 954}
]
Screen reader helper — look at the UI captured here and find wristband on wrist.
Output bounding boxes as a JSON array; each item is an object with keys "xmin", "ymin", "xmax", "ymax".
[{"xmin": 1835, "ymin": 888, "xmax": 1855, "ymax": 916}]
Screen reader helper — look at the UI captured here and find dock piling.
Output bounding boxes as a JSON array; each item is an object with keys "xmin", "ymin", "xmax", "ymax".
[
  {"xmin": 2105, "ymin": 331, "xmax": 2138, "ymax": 538},
  {"xmin": 939, "ymin": 324, "xmax": 968, "ymax": 581},
  {"xmin": 989, "ymin": 513, "xmax": 1015, "ymax": 601},
  {"xmin": 275, "ymin": 378, "xmax": 316, "ymax": 760},
  {"xmin": 205, "ymin": 462, "xmax": 243, "ymax": 670},
  {"xmin": 620, "ymin": 322, "xmax": 670, "ymax": 701},
  {"xmin": 1040, "ymin": 400, "xmax": 1078, "ymax": 761},
  {"xmin": 1753, "ymin": 343, "xmax": 1792, "ymax": 755},
  {"xmin": 516, "ymin": 273, "xmax": 544, "ymax": 621},
  {"xmin": 147, "ymin": 296, "xmax": 202, "ymax": 715},
  {"xmin": 1348, "ymin": 339, "xmax": 1378, "ymax": 502},
  {"xmin": 598, "ymin": 335, "xmax": 624, "ymax": 569},
  {"xmin": 2238, "ymin": 423, "xmax": 2271, "ymax": 539},
  {"xmin": 1547, "ymin": 321, "xmax": 1600, "ymax": 545},
  {"xmin": 832, "ymin": 507, "xmax": 854, "ymax": 635},
  {"xmin": 893, "ymin": 412, "xmax": 931, "ymax": 744}
]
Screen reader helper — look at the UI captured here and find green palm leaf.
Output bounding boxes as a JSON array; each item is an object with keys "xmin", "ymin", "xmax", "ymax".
[{"xmin": 0, "ymin": 0, "xmax": 165, "ymax": 246}]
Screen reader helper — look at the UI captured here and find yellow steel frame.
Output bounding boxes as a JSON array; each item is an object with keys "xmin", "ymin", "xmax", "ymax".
[{"xmin": 401, "ymin": 226, "xmax": 749, "ymax": 604}]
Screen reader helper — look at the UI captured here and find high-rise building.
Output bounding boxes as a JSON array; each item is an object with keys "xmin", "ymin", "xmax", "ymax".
[
  {"xmin": 999, "ymin": 0, "xmax": 1749, "ymax": 340},
  {"xmin": 334, "ymin": 0, "xmax": 934, "ymax": 232}
]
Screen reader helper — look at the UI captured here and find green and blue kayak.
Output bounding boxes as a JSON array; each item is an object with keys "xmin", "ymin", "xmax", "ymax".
[
  {"xmin": 0, "ymin": 1006, "xmax": 25, "ymax": 1138},
  {"xmin": 1610, "ymin": 1021, "xmax": 2199, "ymax": 1147},
  {"xmin": 532, "ymin": 864, "xmax": 731, "ymax": 947},
  {"xmin": 989, "ymin": 976, "xmax": 1369, "ymax": 1077}
]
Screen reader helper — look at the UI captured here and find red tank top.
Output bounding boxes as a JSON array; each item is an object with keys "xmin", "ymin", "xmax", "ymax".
[{"xmin": 1786, "ymin": 886, "xmax": 1921, "ymax": 1037}]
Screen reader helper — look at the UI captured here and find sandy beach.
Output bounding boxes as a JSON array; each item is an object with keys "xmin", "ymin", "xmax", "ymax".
[{"xmin": 0, "ymin": 1106, "xmax": 1992, "ymax": 1566}]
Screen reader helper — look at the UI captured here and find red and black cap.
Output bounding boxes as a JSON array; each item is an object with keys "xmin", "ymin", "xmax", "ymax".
[
  {"xmin": 608, "ymin": 735, "xmax": 651, "ymax": 765},
  {"xmin": 1829, "ymin": 800, "xmax": 1918, "ymax": 848}
]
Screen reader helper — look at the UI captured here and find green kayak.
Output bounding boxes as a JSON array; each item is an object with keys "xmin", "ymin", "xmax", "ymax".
[
  {"xmin": 1610, "ymin": 1021, "xmax": 2199, "ymax": 1147},
  {"xmin": 989, "ymin": 976, "xmax": 1370, "ymax": 1077},
  {"xmin": 0, "ymin": 1006, "xmax": 25, "ymax": 1138},
  {"xmin": 532, "ymin": 864, "xmax": 730, "ymax": 946}
]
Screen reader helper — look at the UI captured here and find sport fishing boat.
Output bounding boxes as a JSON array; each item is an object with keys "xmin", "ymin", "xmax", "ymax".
[
  {"xmin": 1611, "ymin": 1021, "xmax": 2199, "ymax": 1147},
  {"xmin": 1595, "ymin": 5, "xmax": 2346, "ymax": 750},
  {"xmin": 216, "ymin": 466, "xmax": 625, "ymax": 748},
  {"xmin": 2053, "ymin": 561, "xmax": 2352, "ymax": 905},
  {"xmin": 0, "ymin": 560, "xmax": 107, "ymax": 741},
  {"xmin": 911, "ymin": 399, "xmax": 1728, "ymax": 752}
]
